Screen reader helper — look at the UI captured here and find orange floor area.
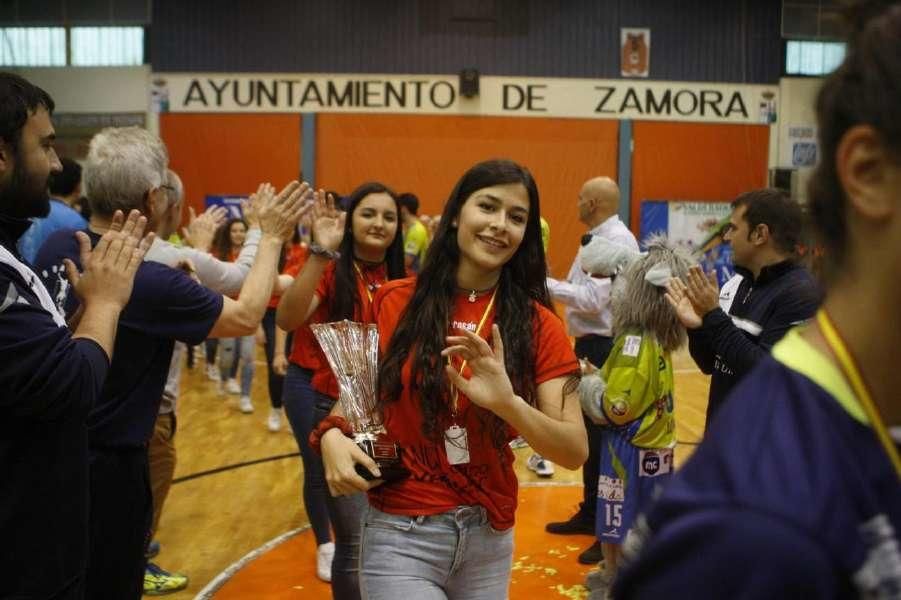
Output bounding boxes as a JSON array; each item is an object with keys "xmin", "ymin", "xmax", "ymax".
[{"xmin": 214, "ymin": 485, "xmax": 593, "ymax": 599}]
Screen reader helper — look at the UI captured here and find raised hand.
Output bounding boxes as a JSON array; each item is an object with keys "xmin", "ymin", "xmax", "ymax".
[
  {"xmin": 665, "ymin": 277, "xmax": 702, "ymax": 330},
  {"xmin": 65, "ymin": 209, "xmax": 155, "ymax": 310},
  {"xmin": 310, "ymin": 190, "xmax": 346, "ymax": 251},
  {"xmin": 243, "ymin": 183, "xmax": 271, "ymax": 229},
  {"xmin": 442, "ymin": 324, "xmax": 515, "ymax": 416},
  {"xmin": 683, "ymin": 265, "xmax": 720, "ymax": 316},
  {"xmin": 181, "ymin": 205, "xmax": 227, "ymax": 252},
  {"xmin": 257, "ymin": 181, "xmax": 314, "ymax": 242}
]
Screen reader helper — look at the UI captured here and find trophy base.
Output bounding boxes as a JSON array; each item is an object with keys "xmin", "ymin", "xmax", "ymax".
[{"xmin": 354, "ymin": 436, "xmax": 409, "ymax": 482}]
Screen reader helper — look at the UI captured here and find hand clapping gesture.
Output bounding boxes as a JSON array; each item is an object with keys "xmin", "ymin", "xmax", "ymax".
[
  {"xmin": 665, "ymin": 265, "xmax": 721, "ymax": 330},
  {"xmin": 255, "ymin": 181, "xmax": 314, "ymax": 242},
  {"xmin": 442, "ymin": 324, "xmax": 515, "ymax": 416},
  {"xmin": 180, "ymin": 205, "xmax": 227, "ymax": 252},
  {"xmin": 65, "ymin": 209, "xmax": 154, "ymax": 310}
]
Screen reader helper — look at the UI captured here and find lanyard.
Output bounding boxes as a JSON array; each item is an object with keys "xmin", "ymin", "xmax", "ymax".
[
  {"xmin": 353, "ymin": 262, "xmax": 379, "ymax": 303},
  {"xmin": 817, "ymin": 310, "xmax": 901, "ymax": 479},
  {"xmin": 449, "ymin": 288, "xmax": 498, "ymax": 417}
]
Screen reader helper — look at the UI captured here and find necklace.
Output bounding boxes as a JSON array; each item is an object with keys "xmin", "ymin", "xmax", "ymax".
[
  {"xmin": 458, "ymin": 285, "xmax": 497, "ymax": 303},
  {"xmin": 449, "ymin": 288, "xmax": 498, "ymax": 417},
  {"xmin": 817, "ymin": 310, "xmax": 901, "ymax": 479},
  {"xmin": 353, "ymin": 262, "xmax": 383, "ymax": 301}
]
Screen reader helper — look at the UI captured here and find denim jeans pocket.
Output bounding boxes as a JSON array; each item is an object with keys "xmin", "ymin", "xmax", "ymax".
[
  {"xmin": 487, "ymin": 523, "xmax": 514, "ymax": 537},
  {"xmin": 364, "ymin": 508, "xmax": 417, "ymax": 532}
]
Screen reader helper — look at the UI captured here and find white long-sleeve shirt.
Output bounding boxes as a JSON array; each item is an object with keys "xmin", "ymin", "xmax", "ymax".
[
  {"xmin": 547, "ymin": 214, "xmax": 638, "ymax": 338},
  {"xmin": 144, "ymin": 228, "xmax": 261, "ymax": 297}
]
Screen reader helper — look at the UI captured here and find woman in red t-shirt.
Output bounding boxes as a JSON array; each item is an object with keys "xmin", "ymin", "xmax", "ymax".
[
  {"xmin": 276, "ymin": 182, "xmax": 406, "ymax": 596},
  {"xmin": 318, "ymin": 160, "xmax": 587, "ymax": 599}
]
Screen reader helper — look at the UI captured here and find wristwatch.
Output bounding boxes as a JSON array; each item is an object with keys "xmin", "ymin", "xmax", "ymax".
[{"xmin": 309, "ymin": 243, "xmax": 341, "ymax": 260}]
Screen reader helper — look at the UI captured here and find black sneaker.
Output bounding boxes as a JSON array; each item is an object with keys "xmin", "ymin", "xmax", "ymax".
[
  {"xmin": 545, "ymin": 511, "xmax": 595, "ymax": 535},
  {"xmin": 578, "ymin": 540, "xmax": 604, "ymax": 565}
]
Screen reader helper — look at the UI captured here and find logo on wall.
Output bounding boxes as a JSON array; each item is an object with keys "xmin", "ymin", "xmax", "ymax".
[
  {"xmin": 151, "ymin": 79, "xmax": 170, "ymax": 114},
  {"xmin": 621, "ymin": 28, "xmax": 650, "ymax": 78},
  {"xmin": 758, "ymin": 90, "xmax": 777, "ymax": 124}
]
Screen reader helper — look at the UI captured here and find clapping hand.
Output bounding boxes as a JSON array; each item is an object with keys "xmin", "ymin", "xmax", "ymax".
[
  {"xmin": 256, "ymin": 181, "xmax": 314, "ymax": 242},
  {"xmin": 181, "ymin": 205, "xmax": 227, "ymax": 252},
  {"xmin": 65, "ymin": 209, "xmax": 155, "ymax": 310},
  {"xmin": 665, "ymin": 266, "xmax": 720, "ymax": 330},
  {"xmin": 684, "ymin": 266, "xmax": 720, "ymax": 316},
  {"xmin": 665, "ymin": 277, "xmax": 703, "ymax": 329}
]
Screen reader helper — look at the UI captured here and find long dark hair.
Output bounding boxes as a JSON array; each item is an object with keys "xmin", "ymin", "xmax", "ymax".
[
  {"xmin": 212, "ymin": 217, "xmax": 246, "ymax": 261},
  {"xmin": 378, "ymin": 159, "xmax": 563, "ymax": 452},
  {"xmin": 329, "ymin": 182, "xmax": 406, "ymax": 322}
]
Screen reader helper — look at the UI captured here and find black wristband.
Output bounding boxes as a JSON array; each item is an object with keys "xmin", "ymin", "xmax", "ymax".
[{"xmin": 309, "ymin": 243, "xmax": 341, "ymax": 260}]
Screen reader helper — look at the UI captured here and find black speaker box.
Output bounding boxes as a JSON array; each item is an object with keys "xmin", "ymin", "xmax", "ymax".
[{"xmin": 459, "ymin": 68, "xmax": 480, "ymax": 98}]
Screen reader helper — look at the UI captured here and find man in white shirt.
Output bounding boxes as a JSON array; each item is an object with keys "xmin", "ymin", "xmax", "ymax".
[{"xmin": 544, "ymin": 176, "xmax": 639, "ymax": 565}]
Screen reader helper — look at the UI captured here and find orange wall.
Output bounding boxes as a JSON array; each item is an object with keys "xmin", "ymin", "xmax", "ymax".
[
  {"xmin": 315, "ymin": 114, "xmax": 619, "ymax": 279},
  {"xmin": 631, "ymin": 121, "xmax": 770, "ymax": 232},
  {"xmin": 160, "ymin": 113, "xmax": 302, "ymax": 217}
]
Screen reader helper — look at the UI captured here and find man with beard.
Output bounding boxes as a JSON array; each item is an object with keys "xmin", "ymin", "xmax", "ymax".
[
  {"xmin": 0, "ymin": 72, "xmax": 153, "ymax": 599},
  {"xmin": 18, "ymin": 157, "xmax": 87, "ymax": 263}
]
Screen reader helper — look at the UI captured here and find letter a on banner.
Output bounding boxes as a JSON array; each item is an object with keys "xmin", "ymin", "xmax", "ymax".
[{"xmin": 621, "ymin": 28, "xmax": 650, "ymax": 78}]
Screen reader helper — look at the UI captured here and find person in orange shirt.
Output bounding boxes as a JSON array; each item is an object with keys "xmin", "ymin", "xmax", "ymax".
[
  {"xmin": 316, "ymin": 160, "xmax": 588, "ymax": 599},
  {"xmin": 276, "ymin": 182, "xmax": 406, "ymax": 597}
]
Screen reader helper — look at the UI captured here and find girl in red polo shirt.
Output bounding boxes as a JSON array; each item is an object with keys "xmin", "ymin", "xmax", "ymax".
[
  {"xmin": 277, "ymin": 183, "xmax": 406, "ymax": 597},
  {"xmin": 317, "ymin": 160, "xmax": 587, "ymax": 599}
]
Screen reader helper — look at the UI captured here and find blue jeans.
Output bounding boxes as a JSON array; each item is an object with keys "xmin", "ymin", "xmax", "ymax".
[
  {"xmin": 360, "ymin": 505, "xmax": 514, "ymax": 600},
  {"xmin": 219, "ymin": 335, "xmax": 255, "ymax": 395},
  {"xmin": 283, "ymin": 364, "xmax": 332, "ymax": 546},
  {"xmin": 315, "ymin": 393, "xmax": 367, "ymax": 600}
]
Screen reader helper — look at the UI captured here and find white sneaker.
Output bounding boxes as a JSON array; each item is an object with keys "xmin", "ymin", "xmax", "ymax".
[
  {"xmin": 206, "ymin": 364, "xmax": 220, "ymax": 382},
  {"xmin": 225, "ymin": 378, "xmax": 241, "ymax": 394},
  {"xmin": 316, "ymin": 542, "xmax": 334, "ymax": 582},
  {"xmin": 509, "ymin": 436, "xmax": 529, "ymax": 449},
  {"xmin": 239, "ymin": 395, "xmax": 254, "ymax": 413},
  {"xmin": 267, "ymin": 408, "xmax": 282, "ymax": 432},
  {"xmin": 526, "ymin": 453, "xmax": 555, "ymax": 477}
]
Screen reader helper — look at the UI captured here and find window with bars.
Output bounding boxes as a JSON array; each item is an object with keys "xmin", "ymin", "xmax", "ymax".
[
  {"xmin": 0, "ymin": 26, "xmax": 144, "ymax": 66},
  {"xmin": 785, "ymin": 40, "xmax": 846, "ymax": 76},
  {"xmin": 0, "ymin": 27, "xmax": 67, "ymax": 66}
]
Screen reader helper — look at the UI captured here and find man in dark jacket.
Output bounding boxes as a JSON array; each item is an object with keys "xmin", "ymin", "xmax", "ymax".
[
  {"xmin": 0, "ymin": 72, "xmax": 151, "ymax": 599},
  {"xmin": 667, "ymin": 187, "xmax": 821, "ymax": 426}
]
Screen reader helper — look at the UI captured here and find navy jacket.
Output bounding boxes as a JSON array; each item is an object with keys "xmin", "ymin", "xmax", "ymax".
[
  {"xmin": 615, "ymin": 340, "xmax": 901, "ymax": 599},
  {"xmin": 688, "ymin": 260, "xmax": 821, "ymax": 425},
  {"xmin": 0, "ymin": 217, "xmax": 109, "ymax": 599}
]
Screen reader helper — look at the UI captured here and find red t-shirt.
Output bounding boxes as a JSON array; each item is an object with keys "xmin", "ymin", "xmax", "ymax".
[
  {"xmin": 367, "ymin": 278, "xmax": 579, "ymax": 530},
  {"xmin": 304, "ymin": 261, "xmax": 389, "ymax": 398},
  {"xmin": 286, "ymin": 250, "xmax": 322, "ymax": 372},
  {"xmin": 268, "ymin": 243, "xmax": 306, "ymax": 309}
]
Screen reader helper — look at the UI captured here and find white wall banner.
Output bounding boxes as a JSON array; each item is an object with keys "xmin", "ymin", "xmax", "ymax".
[
  {"xmin": 152, "ymin": 72, "xmax": 778, "ymax": 124},
  {"xmin": 621, "ymin": 28, "xmax": 650, "ymax": 78}
]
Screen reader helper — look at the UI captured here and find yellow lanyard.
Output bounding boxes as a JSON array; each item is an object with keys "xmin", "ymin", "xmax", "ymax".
[
  {"xmin": 449, "ymin": 288, "xmax": 498, "ymax": 417},
  {"xmin": 817, "ymin": 310, "xmax": 901, "ymax": 479},
  {"xmin": 353, "ymin": 262, "xmax": 377, "ymax": 303}
]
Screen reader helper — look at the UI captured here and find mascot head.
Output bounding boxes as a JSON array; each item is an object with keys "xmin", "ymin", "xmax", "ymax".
[{"xmin": 580, "ymin": 232, "xmax": 693, "ymax": 351}]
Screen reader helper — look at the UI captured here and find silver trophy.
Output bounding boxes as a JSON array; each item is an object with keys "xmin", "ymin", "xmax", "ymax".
[{"xmin": 311, "ymin": 320, "xmax": 408, "ymax": 482}]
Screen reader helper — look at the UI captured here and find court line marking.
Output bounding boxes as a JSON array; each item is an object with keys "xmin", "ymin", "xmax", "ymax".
[{"xmin": 193, "ymin": 525, "xmax": 311, "ymax": 599}]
